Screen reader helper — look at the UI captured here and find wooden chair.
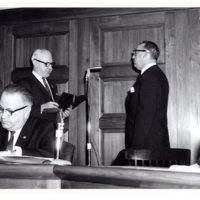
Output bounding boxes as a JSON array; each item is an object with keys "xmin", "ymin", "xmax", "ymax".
[
  {"xmin": 125, "ymin": 148, "xmax": 191, "ymax": 167},
  {"xmin": 60, "ymin": 141, "xmax": 75, "ymax": 163}
]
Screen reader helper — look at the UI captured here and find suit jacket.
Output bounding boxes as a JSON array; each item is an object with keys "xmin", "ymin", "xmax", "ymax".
[
  {"xmin": 125, "ymin": 65, "xmax": 170, "ymax": 149},
  {"xmin": 18, "ymin": 74, "xmax": 59, "ymax": 122},
  {"xmin": 0, "ymin": 115, "xmax": 55, "ymax": 157}
]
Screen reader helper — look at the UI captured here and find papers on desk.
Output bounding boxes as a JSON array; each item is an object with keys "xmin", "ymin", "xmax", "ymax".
[
  {"xmin": 169, "ymin": 163, "xmax": 200, "ymax": 173},
  {"xmin": 0, "ymin": 155, "xmax": 71, "ymax": 165}
]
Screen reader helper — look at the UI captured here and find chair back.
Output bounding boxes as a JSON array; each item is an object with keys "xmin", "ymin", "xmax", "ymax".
[
  {"xmin": 125, "ymin": 148, "xmax": 190, "ymax": 167},
  {"xmin": 12, "ymin": 65, "xmax": 69, "ymax": 84},
  {"xmin": 60, "ymin": 141, "xmax": 75, "ymax": 163}
]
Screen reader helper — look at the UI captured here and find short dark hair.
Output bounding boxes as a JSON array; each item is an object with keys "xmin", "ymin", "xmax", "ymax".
[
  {"xmin": 141, "ymin": 41, "xmax": 160, "ymax": 61},
  {"xmin": 1, "ymin": 84, "xmax": 33, "ymax": 105}
]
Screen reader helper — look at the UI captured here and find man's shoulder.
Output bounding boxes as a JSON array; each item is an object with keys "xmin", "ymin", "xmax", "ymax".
[
  {"xmin": 20, "ymin": 73, "xmax": 35, "ymax": 81},
  {"xmin": 144, "ymin": 65, "xmax": 165, "ymax": 76},
  {"xmin": 17, "ymin": 74, "xmax": 35, "ymax": 85},
  {"xmin": 142, "ymin": 65, "xmax": 168, "ymax": 83},
  {"xmin": 26, "ymin": 115, "xmax": 55, "ymax": 129}
]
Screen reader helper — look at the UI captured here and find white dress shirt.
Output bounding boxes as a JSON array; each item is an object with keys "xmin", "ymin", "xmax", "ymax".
[
  {"xmin": 32, "ymin": 70, "xmax": 46, "ymax": 87},
  {"xmin": 141, "ymin": 62, "xmax": 156, "ymax": 75}
]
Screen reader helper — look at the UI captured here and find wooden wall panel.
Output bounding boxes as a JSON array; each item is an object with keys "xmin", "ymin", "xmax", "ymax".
[
  {"xmin": 188, "ymin": 9, "xmax": 200, "ymax": 162},
  {"xmin": 102, "ymin": 25, "xmax": 164, "ymax": 64},
  {"xmin": 0, "ymin": 26, "xmax": 14, "ymax": 90},
  {"xmin": 103, "ymin": 131, "xmax": 125, "ymax": 165},
  {"xmin": 15, "ymin": 33, "xmax": 69, "ymax": 94},
  {"xmin": 165, "ymin": 11, "xmax": 178, "ymax": 149},
  {"xmin": 15, "ymin": 35, "xmax": 69, "ymax": 68},
  {"xmin": 165, "ymin": 9, "xmax": 200, "ymax": 163},
  {"xmin": 103, "ymin": 80, "xmax": 133, "ymax": 113},
  {"xmin": 69, "ymin": 20, "xmax": 79, "ymax": 164},
  {"xmin": 90, "ymin": 12, "xmax": 166, "ymax": 165},
  {"xmin": 99, "ymin": 12, "xmax": 165, "ymax": 28},
  {"xmin": 174, "ymin": 11, "xmax": 191, "ymax": 151},
  {"xmin": 73, "ymin": 19, "xmax": 90, "ymax": 165}
]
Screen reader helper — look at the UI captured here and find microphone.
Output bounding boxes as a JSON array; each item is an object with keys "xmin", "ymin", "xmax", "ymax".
[
  {"xmin": 84, "ymin": 66, "xmax": 102, "ymax": 82},
  {"xmin": 55, "ymin": 109, "xmax": 64, "ymax": 160},
  {"xmin": 88, "ymin": 66, "xmax": 102, "ymax": 73}
]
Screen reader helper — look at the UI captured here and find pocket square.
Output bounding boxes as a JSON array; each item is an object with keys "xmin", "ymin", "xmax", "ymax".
[{"xmin": 129, "ymin": 86, "xmax": 135, "ymax": 93}]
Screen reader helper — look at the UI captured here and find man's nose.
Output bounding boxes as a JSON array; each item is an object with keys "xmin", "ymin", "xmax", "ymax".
[
  {"xmin": 1, "ymin": 110, "xmax": 8, "ymax": 119},
  {"xmin": 131, "ymin": 52, "xmax": 135, "ymax": 58}
]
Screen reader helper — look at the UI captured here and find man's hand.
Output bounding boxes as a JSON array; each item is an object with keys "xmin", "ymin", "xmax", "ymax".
[
  {"xmin": 63, "ymin": 106, "xmax": 72, "ymax": 119},
  {"xmin": 41, "ymin": 101, "xmax": 59, "ymax": 113}
]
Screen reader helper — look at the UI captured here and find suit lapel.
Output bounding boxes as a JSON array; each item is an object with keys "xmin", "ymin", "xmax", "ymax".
[
  {"xmin": 16, "ymin": 116, "xmax": 34, "ymax": 147},
  {"xmin": 134, "ymin": 73, "xmax": 141, "ymax": 87},
  {"xmin": 46, "ymin": 78, "xmax": 57, "ymax": 100},
  {"xmin": 30, "ymin": 74, "xmax": 53, "ymax": 100},
  {"xmin": 0, "ymin": 128, "xmax": 9, "ymax": 150}
]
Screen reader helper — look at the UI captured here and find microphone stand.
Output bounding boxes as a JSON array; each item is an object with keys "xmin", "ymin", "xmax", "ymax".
[
  {"xmin": 55, "ymin": 109, "xmax": 64, "ymax": 160},
  {"xmin": 84, "ymin": 70, "xmax": 91, "ymax": 166}
]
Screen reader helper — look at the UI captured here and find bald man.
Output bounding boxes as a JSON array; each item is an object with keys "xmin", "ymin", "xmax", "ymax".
[{"xmin": 18, "ymin": 49, "xmax": 71, "ymax": 122}]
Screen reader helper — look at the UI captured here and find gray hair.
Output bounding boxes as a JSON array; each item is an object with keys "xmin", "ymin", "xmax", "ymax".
[{"xmin": 1, "ymin": 84, "xmax": 33, "ymax": 105}]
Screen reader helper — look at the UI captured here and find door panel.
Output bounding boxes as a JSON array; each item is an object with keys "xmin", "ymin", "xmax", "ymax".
[
  {"xmin": 89, "ymin": 12, "xmax": 166, "ymax": 165},
  {"xmin": 103, "ymin": 131, "xmax": 125, "ymax": 165},
  {"xmin": 102, "ymin": 25, "xmax": 165, "ymax": 64},
  {"xmin": 13, "ymin": 21, "xmax": 69, "ymax": 94},
  {"xmin": 103, "ymin": 80, "xmax": 133, "ymax": 113}
]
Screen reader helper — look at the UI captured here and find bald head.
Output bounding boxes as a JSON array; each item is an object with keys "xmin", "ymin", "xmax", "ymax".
[
  {"xmin": 31, "ymin": 49, "xmax": 54, "ymax": 78},
  {"xmin": 31, "ymin": 49, "xmax": 52, "ymax": 62}
]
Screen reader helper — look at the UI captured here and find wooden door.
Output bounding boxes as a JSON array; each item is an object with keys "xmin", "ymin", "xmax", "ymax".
[
  {"xmin": 11, "ymin": 21, "xmax": 72, "ymax": 143},
  {"xmin": 13, "ymin": 20, "xmax": 69, "ymax": 94},
  {"xmin": 88, "ymin": 12, "xmax": 166, "ymax": 165}
]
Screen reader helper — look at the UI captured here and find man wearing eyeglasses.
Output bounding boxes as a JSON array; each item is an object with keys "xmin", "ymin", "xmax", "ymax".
[
  {"xmin": 112, "ymin": 41, "xmax": 170, "ymax": 165},
  {"xmin": 0, "ymin": 84, "xmax": 55, "ymax": 157},
  {"xmin": 126, "ymin": 40, "xmax": 170, "ymax": 149},
  {"xmin": 18, "ymin": 49, "xmax": 71, "ymax": 122}
]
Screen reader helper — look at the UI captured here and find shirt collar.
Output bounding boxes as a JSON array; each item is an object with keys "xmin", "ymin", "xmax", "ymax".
[
  {"xmin": 32, "ymin": 70, "xmax": 43, "ymax": 81},
  {"xmin": 32, "ymin": 70, "xmax": 46, "ymax": 86},
  {"xmin": 141, "ymin": 62, "xmax": 156, "ymax": 75}
]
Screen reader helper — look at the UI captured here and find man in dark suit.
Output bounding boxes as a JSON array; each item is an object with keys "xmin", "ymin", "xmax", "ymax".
[
  {"xmin": 18, "ymin": 49, "xmax": 71, "ymax": 122},
  {"xmin": 0, "ymin": 84, "xmax": 55, "ymax": 157},
  {"xmin": 112, "ymin": 41, "xmax": 170, "ymax": 165}
]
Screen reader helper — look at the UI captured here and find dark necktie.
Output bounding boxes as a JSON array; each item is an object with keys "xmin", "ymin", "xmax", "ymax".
[
  {"xmin": 42, "ymin": 77, "xmax": 54, "ymax": 101},
  {"xmin": 6, "ymin": 131, "xmax": 15, "ymax": 151}
]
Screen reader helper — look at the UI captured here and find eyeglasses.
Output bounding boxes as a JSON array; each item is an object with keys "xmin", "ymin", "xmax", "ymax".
[
  {"xmin": 0, "ymin": 105, "xmax": 29, "ymax": 117},
  {"xmin": 34, "ymin": 59, "xmax": 55, "ymax": 68},
  {"xmin": 131, "ymin": 49, "xmax": 148, "ymax": 56}
]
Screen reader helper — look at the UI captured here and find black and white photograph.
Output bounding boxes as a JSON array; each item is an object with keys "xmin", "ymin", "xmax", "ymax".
[{"xmin": 0, "ymin": 0, "xmax": 200, "ymax": 199}]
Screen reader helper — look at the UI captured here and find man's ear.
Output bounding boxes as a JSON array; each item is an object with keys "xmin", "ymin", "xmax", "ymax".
[{"xmin": 24, "ymin": 105, "xmax": 31, "ymax": 118}]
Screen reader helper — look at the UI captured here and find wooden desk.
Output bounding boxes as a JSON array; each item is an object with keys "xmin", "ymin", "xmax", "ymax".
[
  {"xmin": 54, "ymin": 165, "xmax": 200, "ymax": 189},
  {"xmin": 0, "ymin": 164, "xmax": 60, "ymax": 189},
  {"xmin": 1, "ymin": 164, "xmax": 200, "ymax": 188}
]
